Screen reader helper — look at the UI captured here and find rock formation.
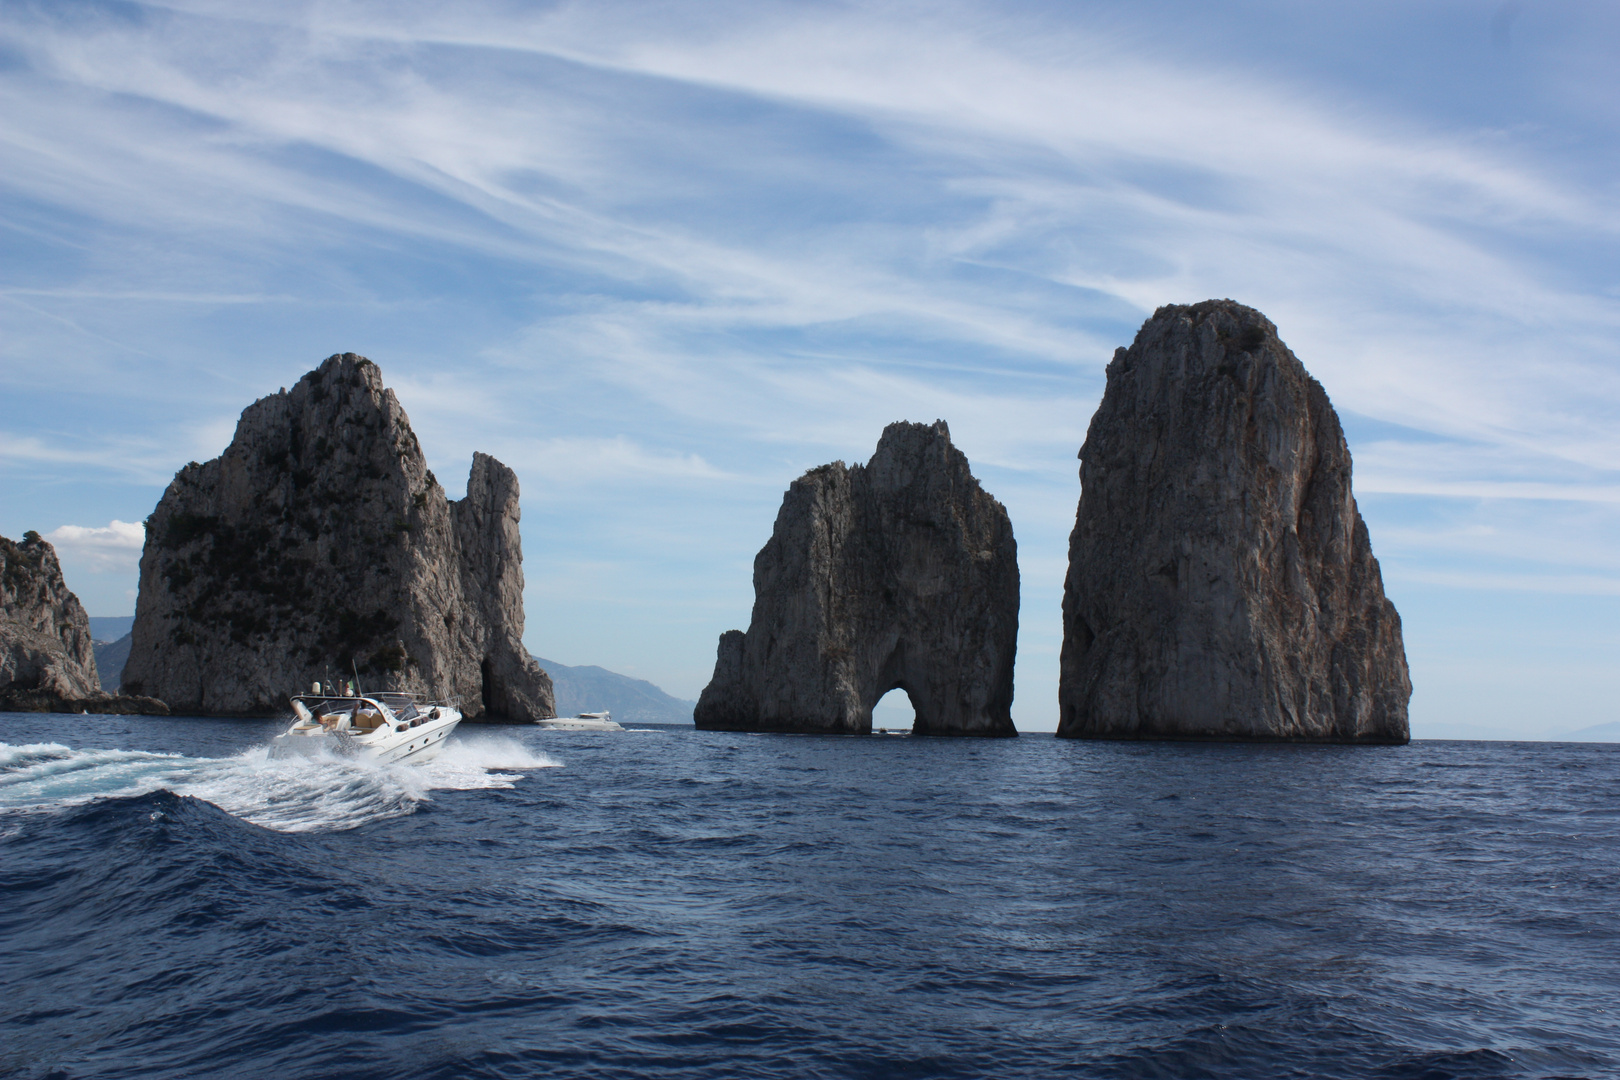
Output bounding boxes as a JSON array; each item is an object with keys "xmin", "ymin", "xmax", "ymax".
[
  {"xmin": 1, "ymin": 532, "xmax": 167, "ymax": 714},
  {"xmin": 120, "ymin": 353, "xmax": 554, "ymax": 720},
  {"xmin": 696, "ymin": 421, "xmax": 1018, "ymax": 736},
  {"xmin": 1058, "ymin": 301, "xmax": 1410, "ymax": 743}
]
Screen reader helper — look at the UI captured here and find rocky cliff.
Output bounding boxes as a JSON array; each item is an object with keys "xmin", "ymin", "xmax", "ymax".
[
  {"xmin": 1, "ymin": 532, "xmax": 166, "ymax": 714},
  {"xmin": 1058, "ymin": 301, "xmax": 1410, "ymax": 743},
  {"xmin": 696, "ymin": 421, "xmax": 1018, "ymax": 736},
  {"xmin": 120, "ymin": 353, "xmax": 554, "ymax": 720}
]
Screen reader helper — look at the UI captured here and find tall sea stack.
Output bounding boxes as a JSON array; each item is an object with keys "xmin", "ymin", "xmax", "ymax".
[
  {"xmin": 1, "ymin": 532, "xmax": 166, "ymax": 714},
  {"xmin": 1059, "ymin": 301, "xmax": 1410, "ymax": 743},
  {"xmin": 121, "ymin": 353, "xmax": 554, "ymax": 720},
  {"xmin": 695, "ymin": 421, "xmax": 1019, "ymax": 736}
]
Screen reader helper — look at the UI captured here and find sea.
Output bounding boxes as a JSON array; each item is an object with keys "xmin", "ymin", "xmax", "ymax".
[{"xmin": 2, "ymin": 714, "xmax": 1617, "ymax": 1080}]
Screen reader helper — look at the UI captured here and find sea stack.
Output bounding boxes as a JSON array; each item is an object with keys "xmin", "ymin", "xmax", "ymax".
[
  {"xmin": 695, "ymin": 421, "xmax": 1018, "ymax": 736},
  {"xmin": 1058, "ymin": 301, "xmax": 1410, "ymax": 743},
  {"xmin": 120, "ymin": 353, "xmax": 555, "ymax": 720},
  {"xmin": 1, "ymin": 532, "xmax": 166, "ymax": 714}
]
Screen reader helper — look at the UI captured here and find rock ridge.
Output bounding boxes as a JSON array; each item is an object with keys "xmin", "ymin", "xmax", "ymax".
[
  {"xmin": 696, "ymin": 420, "xmax": 1018, "ymax": 736},
  {"xmin": 1058, "ymin": 300, "xmax": 1410, "ymax": 743},
  {"xmin": 121, "ymin": 353, "xmax": 554, "ymax": 720},
  {"xmin": 1, "ymin": 532, "xmax": 168, "ymax": 714}
]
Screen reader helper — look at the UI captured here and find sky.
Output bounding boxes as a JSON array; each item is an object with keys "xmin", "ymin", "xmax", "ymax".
[{"xmin": 2, "ymin": 0, "xmax": 1617, "ymax": 739}]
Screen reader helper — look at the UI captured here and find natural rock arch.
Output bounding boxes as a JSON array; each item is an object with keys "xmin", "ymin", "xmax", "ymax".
[{"xmin": 695, "ymin": 421, "xmax": 1019, "ymax": 737}]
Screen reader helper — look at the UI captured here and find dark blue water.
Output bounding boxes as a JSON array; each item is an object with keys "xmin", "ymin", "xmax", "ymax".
[{"xmin": 3, "ymin": 714, "xmax": 1618, "ymax": 1080}]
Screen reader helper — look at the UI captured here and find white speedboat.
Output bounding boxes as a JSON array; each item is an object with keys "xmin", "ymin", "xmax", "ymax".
[
  {"xmin": 537, "ymin": 710, "xmax": 623, "ymax": 732},
  {"xmin": 269, "ymin": 692, "xmax": 462, "ymax": 763}
]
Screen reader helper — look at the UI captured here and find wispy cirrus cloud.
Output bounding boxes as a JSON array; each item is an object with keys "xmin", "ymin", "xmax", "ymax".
[
  {"xmin": 515, "ymin": 436, "xmax": 731, "ymax": 488},
  {"xmin": 2, "ymin": 0, "xmax": 1617, "ymax": 732},
  {"xmin": 0, "ymin": 433, "xmax": 171, "ymax": 483}
]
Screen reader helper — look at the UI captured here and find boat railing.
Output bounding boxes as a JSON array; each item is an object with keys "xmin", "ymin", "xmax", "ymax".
[{"xmin": 291, "ymin": 692, "xmax": 463, "ymax": 710}]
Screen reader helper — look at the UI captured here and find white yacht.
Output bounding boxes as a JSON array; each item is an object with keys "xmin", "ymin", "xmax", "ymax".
[
  {"xmin": 536, "ymin": 710, "xmax": 624, "ymax": 732},
  {"xmin": 269, "ymin": 692, "xmax": 462, "ymax": 763}
]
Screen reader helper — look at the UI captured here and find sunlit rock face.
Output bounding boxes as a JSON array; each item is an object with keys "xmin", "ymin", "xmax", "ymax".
[
  {"xmin": 696, "ymin": 421, "xmax": 1019, "ymax": 737},
  {"xmin": 121, "ymin": 354, "xmax": 554, "ymax": 720},
  {"xmin": 1059, "ymin": 301, "xmax": 1410, "ymax": 744},
  {"xmin": 1, "ymin": 532, "xmax": 102, "ymax": 701},
  {"xmin": 0, "ymin": 532, "xmax": 166, "ymax": 714}
]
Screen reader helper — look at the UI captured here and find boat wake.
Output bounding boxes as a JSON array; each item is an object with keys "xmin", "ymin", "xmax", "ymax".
[{"xmin": 0, "ymin": 735, "xmax": 559, "ymax": 833}]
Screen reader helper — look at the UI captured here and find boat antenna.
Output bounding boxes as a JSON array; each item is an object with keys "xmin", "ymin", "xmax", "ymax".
[{"xmin": 351, "ymin": 658, "xmax": 364, "ymax": 699}]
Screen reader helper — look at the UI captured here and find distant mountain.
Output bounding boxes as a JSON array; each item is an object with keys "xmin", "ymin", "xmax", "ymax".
[
  {"xmin": 1561, "ymin": 721, "xmax": 1620, "ymax": 743},
  {"xmin": 90, "ymin": 616, "xmax": 136, "ymax": 692},
  {"xmin": 89, "ymin": 616, "xmax": 135, "ymax": 642},
  {"xmin": 533, "ymin": 656, "xmax": 695, "ymax": 725},
  {"xmin": 94, "ymin": 633, "xmax": 133, "ymax": 692}
]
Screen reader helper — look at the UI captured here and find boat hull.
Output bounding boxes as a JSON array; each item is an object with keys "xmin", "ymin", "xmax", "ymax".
[
  {"xmin": 371, "ymin": 716, "xmax": 461, "ymax": 763},
  {"xmin": 269, "ymin": 712, "xmax": 462, "ymax": 763}
]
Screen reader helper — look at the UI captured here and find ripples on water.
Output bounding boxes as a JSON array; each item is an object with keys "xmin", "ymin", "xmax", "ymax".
[{"xmin": 2, "ymin": 714, "xmax": 1617, "ymax": 1079}]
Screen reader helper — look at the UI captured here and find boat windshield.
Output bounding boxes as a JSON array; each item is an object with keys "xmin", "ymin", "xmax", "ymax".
[{"xmin": 294, "ymin": 695, "xmax": 369, "ymax": 715}]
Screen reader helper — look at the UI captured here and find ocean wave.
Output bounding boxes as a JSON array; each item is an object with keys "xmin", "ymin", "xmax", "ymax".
[{"xmin": 0, "ymin": 735, "xmax": 559, "ymax": 834}]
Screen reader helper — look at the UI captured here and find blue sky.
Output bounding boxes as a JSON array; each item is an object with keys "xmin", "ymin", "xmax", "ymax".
[{"xmin": 2, "ymin": 0, "xmax": 1616, "ymax": 738}]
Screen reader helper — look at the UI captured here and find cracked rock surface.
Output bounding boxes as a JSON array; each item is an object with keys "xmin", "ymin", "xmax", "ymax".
[
  {"xmin": 696, "ymin": 421, "xmax": 1018, "ymax": 737},
  {"xmin": 1059, "ymin": 301, "xmax": 1410, "ymax": 743},
  {"xmin": 121, "ymin": 354, "xmax": 554, "ymax": 720},
  {"xmin": 2, "ymin": 532, "xmax": 167, "ymax": 714}
]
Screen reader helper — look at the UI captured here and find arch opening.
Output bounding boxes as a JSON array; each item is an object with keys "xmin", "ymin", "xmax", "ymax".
[{"xmin": 871, "ymin": 687, "xmax": 916, "ymax": 734}]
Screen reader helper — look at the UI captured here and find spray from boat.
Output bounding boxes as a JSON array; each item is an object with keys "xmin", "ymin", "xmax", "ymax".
[{"xmin": 0, "ymin": 735, "xmax": 558, "ymax": 833}]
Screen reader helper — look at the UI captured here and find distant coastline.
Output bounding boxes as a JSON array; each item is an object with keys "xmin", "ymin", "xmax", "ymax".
[{"xmin": 534, "ymin": 656, "xmax": 695, "ymax": 726}]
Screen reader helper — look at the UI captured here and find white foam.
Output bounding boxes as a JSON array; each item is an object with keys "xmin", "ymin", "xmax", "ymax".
[
  {"xmin": 0, "ymin": 741, "xmax": 74, "ymax": 769},
  {"xmin": 0, "ymin": 734, "xmax": 559, "ymax": 834}
]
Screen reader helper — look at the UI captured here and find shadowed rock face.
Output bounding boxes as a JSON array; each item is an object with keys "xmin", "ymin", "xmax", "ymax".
[
  {"xmin": 696, "ymin": 421, "xmax": 1018, "ymax": 737},
  {"xmin": 1059, "ymin": 301, "xmax": 1410, "ymax": 744},
  {"xmin": 121, "ymin": 354, "xmax": 554, "ymax": 720},
  {"xmin": 1, "ymin": 533, "xmax": 167, "ymax": 714}
]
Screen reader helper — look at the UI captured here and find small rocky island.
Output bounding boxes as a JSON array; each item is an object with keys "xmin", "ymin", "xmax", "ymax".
[
  {"xmin": 1059, "ymin": 301, "xmax": 1411, "ymax": 743},
  {"xmin": 1, "ymin": 531, "xmax": 166, "ymax": 714},
  {"xmin": 695, "ymin": 421, "xmax": 1019, "ymax": 736},
  {"xmin": 120, "ymin": 353, "xmax": 555, "ymax": 720}
]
